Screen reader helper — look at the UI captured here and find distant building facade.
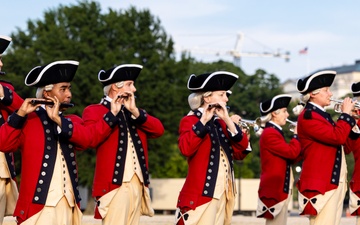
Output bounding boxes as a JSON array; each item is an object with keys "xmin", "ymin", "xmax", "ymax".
[{"xmin": 282, "ymin": 60, "xmax": 360, "ymax": 101}]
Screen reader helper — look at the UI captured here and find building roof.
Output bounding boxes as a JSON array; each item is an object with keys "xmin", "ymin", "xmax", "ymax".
[{"xmin": 312, "ymin": 60, "xmax": 360, "ymax": 74}]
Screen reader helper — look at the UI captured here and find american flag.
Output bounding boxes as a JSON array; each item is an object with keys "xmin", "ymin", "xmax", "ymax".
[{"xmin": 299, "ymin": 47, "xmax": 308, "ymax": 54}]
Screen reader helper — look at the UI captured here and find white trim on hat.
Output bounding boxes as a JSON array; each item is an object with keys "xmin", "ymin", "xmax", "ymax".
[
  {"xmin": 97, "ymin": 70, "xmax": 106, "ymax": 80},
  {"xmin": 187, "ymin": 71, "xmax": 239, "ymax": 90},
  {"xmin": 98, "ymin": 64, "xmax": 143, "ymax": 83},
  {"xmin": 260, "ymin": 94, "xmax": 292, "ymax": 114},
  {"xmin": 25, "ymin": 60, "xmax": 79, "ymax": 86},
  {"xmin": 296, "ymin": 70, "xmax": 336, "ymax": 94},
  {"xmin": 0, "ymin": 35, "xmax": 12, "ymax": 42},
  {"xmin": 186, "ymin": 74, "xmax": 196, "ymax": 89}
]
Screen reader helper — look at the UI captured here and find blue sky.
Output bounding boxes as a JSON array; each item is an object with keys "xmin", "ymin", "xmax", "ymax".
[{"xmin": 2, "ymin": 0, "xmax": 360, "ymax": 82}]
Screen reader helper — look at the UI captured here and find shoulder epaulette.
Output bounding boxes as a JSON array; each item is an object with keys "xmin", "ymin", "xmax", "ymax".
[{"xmin": 304, "ymin": 109, "xmax": 312, "ymax": 119}]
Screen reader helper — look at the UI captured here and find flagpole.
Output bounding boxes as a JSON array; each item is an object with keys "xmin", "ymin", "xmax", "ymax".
[{"xmin": 306, "ymin": 53, "xmax": 310, "ymax": 75}]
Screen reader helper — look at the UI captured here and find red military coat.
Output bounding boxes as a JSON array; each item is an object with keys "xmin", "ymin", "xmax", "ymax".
[
  {"xmin": 344, "ymin": 120, "xmax": 360, "ymax": 215},
  {"xmin": 258, "ymin": 122, "xmax": 301, "ymax": 212},
  {"xmin": 176, "ymin": 110, "xmax": 249, "ymax": 210},
  {"xmin": 297, "ymin": 103, "xmax": 355, "ymax": 214},
  {"xmin": 0, "ymin": 80, "xmax": 23, "ymax": 179},
  {"xmin": 0, "ymin": 81, "xmax": 23, "ymax": 113},
  {"xmin": 0, "ymin": 107, "xmax": 117, "ymax": 223},
  {"xmin": 82, "ymin": 98, "xmax": 164, "ymax": 217}
]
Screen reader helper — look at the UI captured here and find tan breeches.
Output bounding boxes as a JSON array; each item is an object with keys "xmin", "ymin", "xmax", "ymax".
[
  {"xmin": 21, "ymin": 197, "xmax": 82, "ymax": 225},
  {"xmin": 0, "ymin": 178, "xmax": 6, "ymax": 224},
  {"xmin": 102, "ymin": 175, "xmax": 143, "ymax": 225},
  {"xmin": 175, "ymin": 192, "xmax": 228, "ymax": 225},
  {"xmin": 265, "ymin": 193, "xmax": 292, "ymax": 225},
  {"xmin": 309, "ymin": 181, "xmax": 347, "ymax": 225}
]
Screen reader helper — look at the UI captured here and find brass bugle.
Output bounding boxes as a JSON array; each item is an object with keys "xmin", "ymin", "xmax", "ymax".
[
  {"xmin": 286, "ymin": 119, "xmax": 297, "ymax": 132},
  {"xmin": 330, "ymin": 98, "xmax": 360, "ymax": 113},
  {"xmin": 30, "ymin": 100, "xmax": 75, "ymax": 108},
  {"xmin": 239, "ymin": 117, "xmax": 262, "ymax": 133}
]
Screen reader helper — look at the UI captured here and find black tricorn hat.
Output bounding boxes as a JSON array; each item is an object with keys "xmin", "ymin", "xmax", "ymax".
[
  {"xmin": 351, "ymin": 82, "xmax": 360, "ymax": 97},
  {"xmin": 187, "ymin": 71, "xmax": 238, "ymax": 92},
  {"xmin": 98, "ymin": 64, "xmax": 143, "ymax": 86},
  {"xmin": 296, "ymin": 70, "xmax": 336, "ymax": 94},
  {"xmin": 0, "ymin": 35, "xmax": 11, "ymax": 55},
  {"xmin": 260, "ymin": 94, "xmax": 292, "ymax": 116},
  {"xmin": 25, "ymin": 60, "xmax": 79, "ymax": 87}
]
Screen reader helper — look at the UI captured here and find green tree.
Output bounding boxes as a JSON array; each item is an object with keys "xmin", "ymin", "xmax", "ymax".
[
  {"xmin": 3, "ymin": 0, "xmax": 285, "ymax": 186},
  {"xmin": 4, "ymin": 0, "xmax": 190, "ymax": 185}
]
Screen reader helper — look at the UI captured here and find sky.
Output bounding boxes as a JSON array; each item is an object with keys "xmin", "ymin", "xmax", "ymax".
[{"xmin": 2, "ymin": 0, "xmax": 360, "ymax": 82}]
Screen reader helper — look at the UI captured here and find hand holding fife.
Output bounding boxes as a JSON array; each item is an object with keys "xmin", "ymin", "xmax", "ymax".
[
  {"xmin": 110, "ymin": 92, "xmax": 123, "ymax": 116},
  {"xmin": 210, "ymin": 102, "xmax": 229, "ymax": 121},
  {"xmin": 119, "ymin": 92, "xmax": 140, "ymax": 117},
  {"xmin": 44, "ymin": 96, "xmax": 62, "ymax": 126},
  {"xmin": 17, "ymin": 98, "xmax": 42, "ymax": 117},
  {"xmin": 200, "ymin": 104, "xmax": 216, "ymax": 125}
]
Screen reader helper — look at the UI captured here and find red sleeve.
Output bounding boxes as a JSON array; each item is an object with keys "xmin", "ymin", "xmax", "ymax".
[
  {"xmin": 133, "ymin": 109, "xmax": 164, "ymax": 139},
  {"xmin": 67, "ymin": 111, "xmax": 117, "ymax": 150},
  {"xmin": 0, "ymin": 113, "xmax": 24, "ymax": 152},
  {"xmin": 260, "ymin": 128, "xmax": 301, "ymax": 160},
  {"xmin": 0, "ymin": 83, "xmax": 24, "ymax": 112},
  {"xmin": 178, "ymin": 116, "xmax": 209, "ymax": 157},
  {"xmin": 221, "ymin": 121, "xmax": 249, "ymax": 160}
]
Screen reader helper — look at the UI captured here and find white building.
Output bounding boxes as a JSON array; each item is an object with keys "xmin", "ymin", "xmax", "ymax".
[{"xmin": 282, "ymin": 60, "xmax": 360, "ymax": 101}]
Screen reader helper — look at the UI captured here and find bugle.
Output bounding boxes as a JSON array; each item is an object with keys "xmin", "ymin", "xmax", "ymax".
[
  {"xmin": 330, "ymin": 98, "xmax": 360, "ymax": 113},
  {"xmin": 286, "ymin": 119, "xmax": 297, "ymax": 133},
  {"xmin": 239, "ymin": 118, "xmax": 262, "ymax": 134}
]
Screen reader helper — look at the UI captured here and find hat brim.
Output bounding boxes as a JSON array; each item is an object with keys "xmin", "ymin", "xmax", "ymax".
[
  {"xmin": 187, "ymin": 71, "xmax": 238, "ymax": 92},
  {"xmin": 297, "ymin": 70, "xmax": 336, "ymax": 94},
  {"xmin": 98, "ymin": 64, "xmax": 143, "ymax": 86},
  {"xmin": 260, "ymin": 94, "xmax": 292, "ymax": 116},
  {"xmin": 25, "ymin": 60, "xmax": 79, "ymax": 87},
  {"xmin": 0, "ymin": 35, "xmax": 12, "ymax": 55}
]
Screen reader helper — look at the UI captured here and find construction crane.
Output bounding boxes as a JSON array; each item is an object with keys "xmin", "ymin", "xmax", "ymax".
[
  {"xmin": 229, "ymin": 32, "xmax": 290, "ymax": 67},
  {"xmin": 179, "ymin": 32, "xmax": 290, "ymax": 67}
]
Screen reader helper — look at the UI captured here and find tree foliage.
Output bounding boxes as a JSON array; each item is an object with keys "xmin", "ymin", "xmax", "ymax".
[{"xmin": 3, "ymin": 1, "xmax": 285, "ymax": 186}]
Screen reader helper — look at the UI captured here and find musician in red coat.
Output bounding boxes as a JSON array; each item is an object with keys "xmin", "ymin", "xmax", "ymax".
[
  {"xmin": 0, "ymin": 35, "xmax": 23, "ymax": 224},
  {"xmin": 344, "ymin": 82, "xmax": 360, "ymax": 223},
  {"xmin": 256, "ymin": 94, "xmax": 301, "ymax": 224},
  {"xmin": 296, "ymin": 70, "xmax": 356, "ymax": 225},
  {"xmin": 0, "ymin": 60, "xmax": 120, "ymax": 225},
  {"xmin": 82, "ymin": 64, "xmax": 164, "ymax": 225},
  {"xmin": 175, "ymin": 71, "xmax": 250, "ymax": 225}
]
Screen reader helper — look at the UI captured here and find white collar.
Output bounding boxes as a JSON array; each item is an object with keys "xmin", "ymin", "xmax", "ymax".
[
  {"xmin": 269, "ymin": 121, "xmax": 282, "ymax": 130},
  {"xmin": 309, "ymin": 102, "xmax": 326, "ymax": 112}
]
